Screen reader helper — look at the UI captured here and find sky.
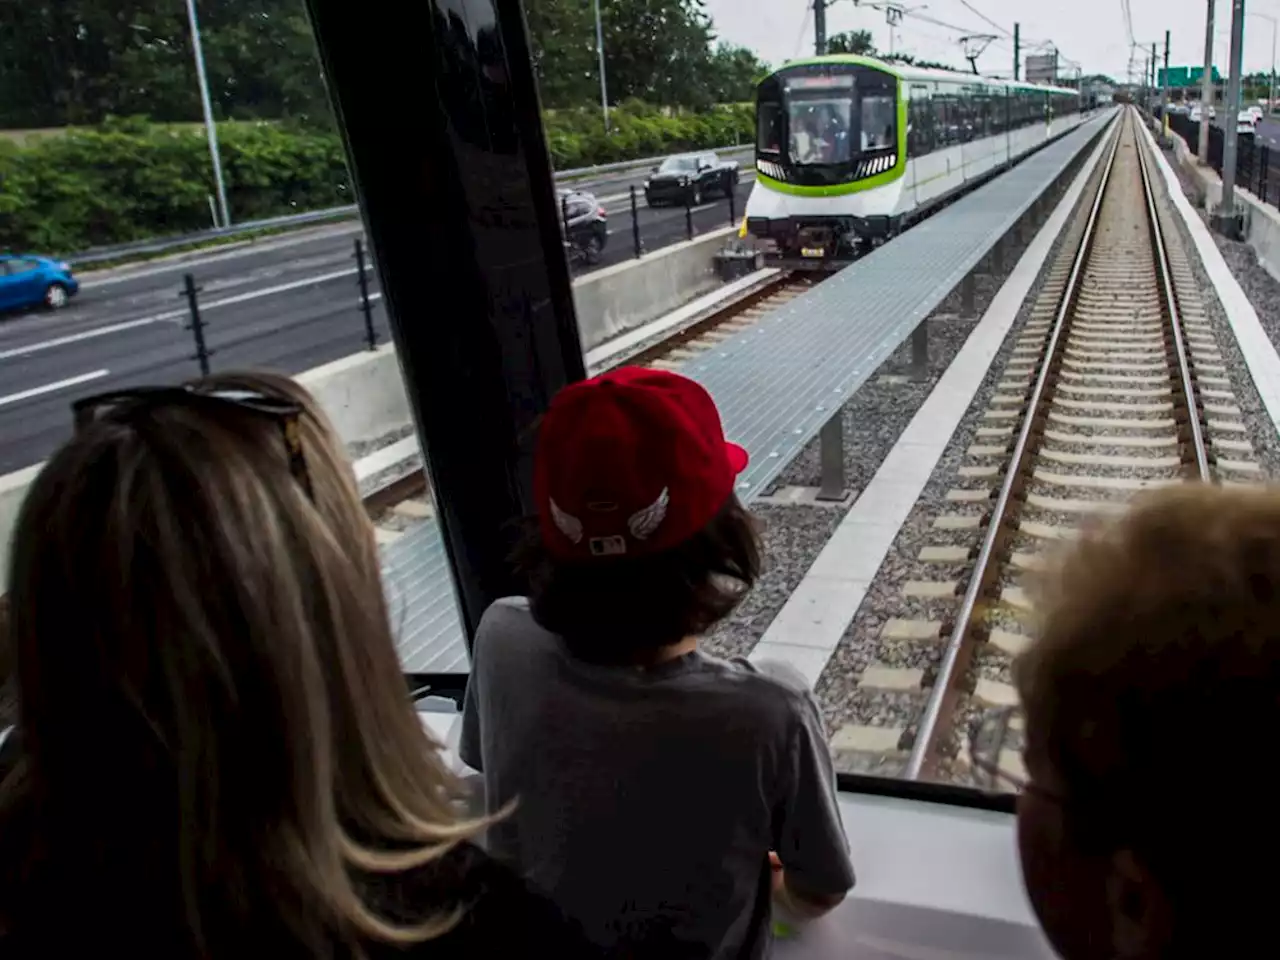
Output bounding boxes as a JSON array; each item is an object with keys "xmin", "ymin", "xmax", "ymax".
[{"xmin": 703, "ymin": 0, "xmax": 1280, "ymax": 83}]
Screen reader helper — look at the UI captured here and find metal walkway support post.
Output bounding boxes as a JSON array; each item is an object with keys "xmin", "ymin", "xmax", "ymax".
[
  {"xmin": 182, "ymin": 272, "xmax": 212, "ymax": 376},
  {"xmin": 961, "ymin": 273, "xmax": 977, "ymax": 316},
  {"xmin": 991, "ymin": 234, "xmax": 1005, "ymax": 274},
  {"xmin": 354, "ymin": 238, "xmax": 377, "ymax": 350},
  {"xmin": 816, "ymin": 415, "xmax": 846, "ymax": 502},
  {"xmin": 911, "ymin": 321, "xmax": 929, "ymax": 382},
  {"xmin": 685, "ymin": 197, "xmax": 694, "ymax": 241}
]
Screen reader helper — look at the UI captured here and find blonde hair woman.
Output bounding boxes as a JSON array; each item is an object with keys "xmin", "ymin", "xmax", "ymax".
[{"xmin": 0, "ymin": 372, "xmax": 600, "ymax": 958}]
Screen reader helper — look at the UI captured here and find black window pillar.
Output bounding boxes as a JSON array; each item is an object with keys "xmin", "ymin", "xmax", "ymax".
[{"xmin": 303, "ymin": 0, "xmax": 586, "ymax": 644}]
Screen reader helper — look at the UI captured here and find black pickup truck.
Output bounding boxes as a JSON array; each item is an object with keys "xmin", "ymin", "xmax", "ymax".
[{"xmin": 643, "ymin": 152, "xmax": 740, "ymax": 207}]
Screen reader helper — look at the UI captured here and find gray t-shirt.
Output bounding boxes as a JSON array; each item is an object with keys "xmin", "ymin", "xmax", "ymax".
[{"xmin": 460, "ymin": 597, "xmax": 855, "ymax": 959}]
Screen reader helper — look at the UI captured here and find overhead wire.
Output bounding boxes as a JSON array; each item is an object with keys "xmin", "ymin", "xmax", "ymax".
[
  {"xmin": 955, "ymin": 0, "xmax": 1013, "ymax": 38},
  {"xmin": 793, "ymin": 0, "xmax": 814, "ymax": 58}
]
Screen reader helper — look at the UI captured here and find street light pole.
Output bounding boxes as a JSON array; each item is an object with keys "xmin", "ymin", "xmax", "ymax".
[
  {"xmin": 184, "ymin": 0, "xmax": 230, "ymax": 229},
  {"xmin": 1219, "ymin": 0, "xmax": 1246, "ymax": 231},
  {"xmin": 593, "ymin": 0, "xmax": 609, "ymax": 131},
  {"xmin": 1201, "ymin": 0, "xmax": 1216, "ymax": 163},
  {"xmin": 815, "ymin": 0, "xmax": 827, "ymax": 55}
]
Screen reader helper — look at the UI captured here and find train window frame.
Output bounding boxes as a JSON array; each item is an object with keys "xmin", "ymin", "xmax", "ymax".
[{"xmin": 757, "ymin": 100, "xmax": 783, "ymax": 155}]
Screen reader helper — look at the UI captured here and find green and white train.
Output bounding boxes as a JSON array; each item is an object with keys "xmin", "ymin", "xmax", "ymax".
[{"xmin": 744, "ymin": 55, "xmax": 1085, "ymax": 264}]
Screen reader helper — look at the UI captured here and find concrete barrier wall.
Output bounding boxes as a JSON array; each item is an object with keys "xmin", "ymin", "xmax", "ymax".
[
  {"xmin": 571, "ymin": 226, "xmax": 735, "ymax": 351},
  {"xmin": 297, "ymin": 343, "xmax": 411, "ymax": 459},
  {"xmin": 0, "ymin": 229, "xmax": 737, "ymax": 586},
  {"xmin": 1167, "ymin": 127, "xmax": 1280, "ymax": 285}
]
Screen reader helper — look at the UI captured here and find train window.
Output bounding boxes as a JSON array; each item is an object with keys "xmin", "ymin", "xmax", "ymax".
[
  {"xmin": 758, "ymin": 102, "xmax": 783, "ymax": 155},
  {"xmin": 861, "ymin": 93, "xmax": 897, "ymax": 152},
  {"xmin": 908, "ymin": 85, "xmax": 934, "ymax": 155}
]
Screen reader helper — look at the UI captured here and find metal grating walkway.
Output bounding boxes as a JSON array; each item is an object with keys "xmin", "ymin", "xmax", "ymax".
[
  {"xmin": 381, "ymin": 110, "xmax": 1117, "ymax": 674},
  {"xmin": 380, "ymin": 520, "xmax": 467, "ymax": 674}
]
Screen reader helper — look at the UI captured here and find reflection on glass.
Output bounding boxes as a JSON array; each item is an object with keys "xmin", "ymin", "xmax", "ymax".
[
  {"xmin": 968, "ymin": 706, "xmax": 1026, "ymax": 795},
  {"xmin": 788, "ymin": 97, "xmax": 853, "ymax": 165},
  {"xmin": 659, "ymin": 156, "xmax": 699, "ymax": 173}
]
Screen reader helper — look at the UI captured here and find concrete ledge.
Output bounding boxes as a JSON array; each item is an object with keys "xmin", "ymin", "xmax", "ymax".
[
  {"xmin": 0, "ymin": 464, "xmax": 41, "ymax": 587},
  {"xmin": 298, "ymin": 343, "xmax": 412, "ymax": 456}
]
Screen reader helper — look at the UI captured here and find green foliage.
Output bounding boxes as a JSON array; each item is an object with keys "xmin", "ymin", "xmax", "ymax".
[
  {"xmin": 0, "ymin": 0, "xmax": 335, "ymax": 129},
  {"xmin": 2, "ymin": 0, "xmax": 764, "ymax": 127},
  {"xmin": 0, "ymin": 119, "xmax": 350, "ymax": 252},
  {"xmin": 522, "ymin": 0, "xmax": 766, "ymax": 109},
  {"xmin": 826, "ymin": 31, "xmax": 876, "ymax": 56},
  {"xmin": 0, "ymin": 104, "xmax": 752, "ymax": 252}
]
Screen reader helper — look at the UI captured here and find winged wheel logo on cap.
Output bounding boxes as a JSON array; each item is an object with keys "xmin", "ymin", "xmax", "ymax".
[
  {"xmin": 628, "ymin": 487, "xmax": 669, "ymax": 540},
  {"xmin": 550, "ymin": 498, "xmax": 584, "ymax": 544}
]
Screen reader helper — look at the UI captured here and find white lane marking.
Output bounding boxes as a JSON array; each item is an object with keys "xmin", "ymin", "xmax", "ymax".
[
  {"xmin": 0, "ymin": 315, "xmax": 183, "ymax": 361},
  {"xmin": 0, "ymin": 369, "xmax": 110, "ymax": 408},
  {"xmin": 79, "ymin": 221, "xmax": 364, "ymax": 289},
  {"xmin": 199, "ymin": 266, "xmax": 361, "ymax": 310},
  {"xmin": 0, "ymin": 266, "xmax": 369, "ymax": 362}
]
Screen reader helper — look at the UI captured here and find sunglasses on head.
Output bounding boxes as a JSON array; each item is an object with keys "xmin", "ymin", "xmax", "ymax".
[{"xmin": 72, "ymin": 385, "xmax": 314, "ymax": 501}]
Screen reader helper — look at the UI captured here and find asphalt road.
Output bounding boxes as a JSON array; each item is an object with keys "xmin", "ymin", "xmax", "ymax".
[{"xmin": 0, "ymin": 161, "xmax": 756, "ymax": 474}]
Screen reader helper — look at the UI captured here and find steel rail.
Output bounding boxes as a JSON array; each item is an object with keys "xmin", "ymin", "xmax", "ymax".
[
  {"xmin": 1135, "ymin": 117, "xmax": 1213, "ymax": 482},
  {"xmin": 904, "ymin": 113, "xmax": 1127, "ymax": 781}
]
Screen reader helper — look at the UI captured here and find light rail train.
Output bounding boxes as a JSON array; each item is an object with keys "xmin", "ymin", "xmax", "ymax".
[{"xmin": 744, "ymin": 55, "xmax": 1085, "ymax": 265}]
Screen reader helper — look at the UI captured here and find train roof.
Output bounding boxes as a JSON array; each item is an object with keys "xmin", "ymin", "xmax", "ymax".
[{"xmin": 772, "ymin": 54, "xmax": 1080, "ymax": 97}]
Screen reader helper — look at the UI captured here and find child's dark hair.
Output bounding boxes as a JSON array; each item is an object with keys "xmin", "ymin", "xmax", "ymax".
[{"xmin": 518, "ymin": 497, "xmax": 762, "ymax": 664}]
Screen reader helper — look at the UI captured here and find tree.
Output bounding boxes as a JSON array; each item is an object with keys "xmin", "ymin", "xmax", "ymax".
[
  {"xmin": 826, "ymin": 30, "xmax": 875, "ymax": 56},
  {"xmin": 704, "ymin": 42, "xmax": 769, "ymax": 103},
  {"xmin": 0, "ymin": 0, "xmax": 333, "ymax": 129},
  {"xmin": 601, "ymin": 0, "xmax": 719, "ymax": 106},
  {"xmin": 523, "ymin": 0, "xmax": 598, "ymax": 109}
]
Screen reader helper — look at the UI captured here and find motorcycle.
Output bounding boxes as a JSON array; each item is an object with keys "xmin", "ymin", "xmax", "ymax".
[{"xmin": 559, "ymin": 188, "xmax": 609, "ymax": 266}]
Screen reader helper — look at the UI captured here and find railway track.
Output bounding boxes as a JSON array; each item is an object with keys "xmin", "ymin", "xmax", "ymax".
[
  {"xmin": 844, "ymin": 108, "xmax": 1264, "ymax": 786},
  {"xmin": 364, "ymin": 271, "xmax": 816, "ymax": 541}
]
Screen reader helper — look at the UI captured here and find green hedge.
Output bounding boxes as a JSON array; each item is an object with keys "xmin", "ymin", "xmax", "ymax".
[{"xmin": 0, "ymin": 105, "xmax": 754, "ymax": 254}]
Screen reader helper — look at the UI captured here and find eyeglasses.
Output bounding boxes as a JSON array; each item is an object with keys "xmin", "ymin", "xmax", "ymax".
[{"xmin": 72, "ymin": 386, "xmax": 314, "ymax": 501}]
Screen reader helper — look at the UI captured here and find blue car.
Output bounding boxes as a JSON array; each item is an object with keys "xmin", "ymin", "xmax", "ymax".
[{"xmin": 0, "ymin": 254, "xmax": 80, "ymax": 313}]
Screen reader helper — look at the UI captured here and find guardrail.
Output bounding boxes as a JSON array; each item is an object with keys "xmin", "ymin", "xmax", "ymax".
[{"xmin": 64, "ymin": 144, "xmax": 755, "ymax": 269}]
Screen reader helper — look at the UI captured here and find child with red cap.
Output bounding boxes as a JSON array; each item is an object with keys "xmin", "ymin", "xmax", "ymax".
[{"xmin": 460, "ymin": 367, "xmax": 855, "ymax": 959}]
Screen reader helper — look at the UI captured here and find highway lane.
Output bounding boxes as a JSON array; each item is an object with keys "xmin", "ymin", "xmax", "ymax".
[{"xmin": 0, "ymin": 167, "xmax": 757, "ymax": 474}]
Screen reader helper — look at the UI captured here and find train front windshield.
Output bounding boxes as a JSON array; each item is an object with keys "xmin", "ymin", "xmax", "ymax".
[{"xmin": 761, "ymin": 70, "xmax": 897, "ymax": 174}]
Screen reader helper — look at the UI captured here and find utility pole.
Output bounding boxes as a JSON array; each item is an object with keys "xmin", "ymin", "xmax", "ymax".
[
  {"xmin": 184, "ymin": 0, "xmax": 230, "ymax": 229},
  {"xmin": 1163, "ymin": 29, "xmax": 1172, "ymax": 134},
  {"xmin": 1201, "ymin": 0, "xmax": 1216, "ymax": 163},
  {"xmin": 1218, "ymin": 0, "xmax": 1246, "ymax": 234},
  {"xmin": 593, "ymin": 0, "xmax": 609, "ymax": 131},
  {"xmin": 1014, "ymin": 22, "xmax": 1021, "ymax": 80},
  {"xmin": 1151, "ymin": 42, "xmax": 1158, "ymax": 101},
  {"xmin": 815, "ymin": 0, "xmax": 827, "ymax": 55}
]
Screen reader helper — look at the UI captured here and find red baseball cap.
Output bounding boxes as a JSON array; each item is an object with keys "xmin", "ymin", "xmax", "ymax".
[{"xmin": 534, "ymin": 367, "xmax": 749, "ymax": 560}]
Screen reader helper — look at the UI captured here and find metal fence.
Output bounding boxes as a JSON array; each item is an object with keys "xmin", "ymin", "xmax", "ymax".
[{"xmin": 1166, "ymin": 112, "xmax": 1280, "ymax": 206}]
